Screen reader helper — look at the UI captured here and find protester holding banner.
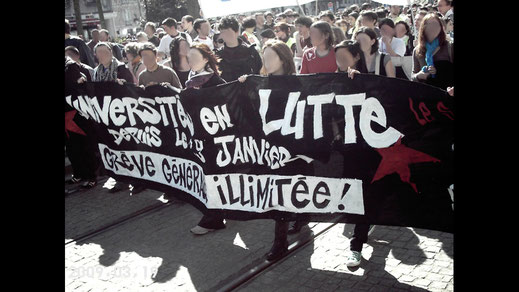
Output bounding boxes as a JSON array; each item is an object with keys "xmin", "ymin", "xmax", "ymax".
[
  {"xmin": 185, "ymin": 43, "xmax": 226, "ymax": 89},
  {"xmin": 354, "ymin": 26, "xmax": 395, "ymax": 77},
  {"xmin": 93, "ymin": 42, "xmax": 134, "ymax": 84},
  {"xmin": 91, "ymin": 41, "xmax": 145, "ymax": 193},
  {"xmin": 334, "ymin": 40, "xmax": 362, "ymax": 73},
  {"xmin": 215, "ymin": 16, "xmax": 263, "ymax": 83},
  {"xmin": 332, "ymin": 37, "xmax": 380, "ymax": 267},
  {"xmin": 65, "ymin": 56, "xmax": 98, "ymax": 189},
  {"xmin": 137, "ymin": 42, "xmax": 182, "ymax": 89},
  {"xmin": 411, "ymin": 13, "xmax": 453, "ymax": 90},
  {"xmin": 340, "ymin": 25, "xmax": 397, "ymax": 267},
  {"xmin": 181, "ymin": 42, "xmax": 228, "ymax": 235},
  {"xmin": 291, "ymin": 20, "xmax": 339, "ymax": 231},
  {"xmin": 299, "ymin": 21, "xmax": 338, "ymax": 74},
  {"xmin": 238, "ymin": 40, "xmax": 309, "ymax": 260}
]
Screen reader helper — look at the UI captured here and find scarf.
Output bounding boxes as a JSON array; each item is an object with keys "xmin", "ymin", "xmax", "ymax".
[
  {"xmin": 94, "ymin": 57, "xmax": 123, "ymax": 82},
  {"xmin": 421, "ymin": 38, "xmax": 439, "ymax": 78},
  {"xmin": 185, "ymin": 68, "xmax": 214, "ymax": 89}
]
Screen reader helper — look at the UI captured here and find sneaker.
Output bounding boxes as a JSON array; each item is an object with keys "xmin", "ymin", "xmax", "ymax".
[
  {"xmin": 266, "ymin": 242, "xmax": 289, "ymax": 261},
  {"xmin": 108, "ymin": 181, "xmax": 124, "ymax": 193},
  {"xmin": 190, "ymin": 225, "xmax": 215, "ymax": 235},
  {"xmin": 81, "ymin": 180, "xmax": 97, "ymax": 189},
  {"xmin": 346, "ymin": 251, "xmax": 362, "ymax": 267},
  {"xmin": 67, "ymin": 176, "xmax": 82, "ymax": 184},
  {"xmin": 287, "ymin": 221, "xmax": 308, "ymax": 234},
  {"xmin": 130, "ymin": 184, "xmax": 146, "ymax": 195}
]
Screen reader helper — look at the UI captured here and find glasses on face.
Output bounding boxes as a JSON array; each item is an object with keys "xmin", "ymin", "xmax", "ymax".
[{"xmin": 217, "ymin": 39, "xmax": 224, "ymax": 44}]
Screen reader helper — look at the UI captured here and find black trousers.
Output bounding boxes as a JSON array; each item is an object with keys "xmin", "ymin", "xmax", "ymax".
[
  {"xmin": 65, "ymin": 131, "xmax": 97, "ymax": 181},
  {"xmin": 350, "ymin": 223, "xmax": 370, "ymax": 252},
  {"xmin": 197, "ymin": 213, "xmax": 226, "ymax": 229},
  {"xmin": 273, "ymin": 219, "xmax": 289, "ymax": 246}
]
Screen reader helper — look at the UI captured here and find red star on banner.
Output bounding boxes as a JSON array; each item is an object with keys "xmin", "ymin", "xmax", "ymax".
[
  {"xmin": 65, "ymin": 110, "xmax": 86, "ymax": 138},
  {"xmin": 371, "ymin": 138, "xmax": 440, "ymax": 193}
]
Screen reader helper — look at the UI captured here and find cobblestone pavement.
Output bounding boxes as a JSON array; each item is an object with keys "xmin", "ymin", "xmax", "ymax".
[
  {"xmin": 65, "ymin": 188, "xmax": 452, "ymax": 291},
  {"xmin": 65, "ymin": 152, "xmax": 453, "ymax": 291},
  {"xmin": 236, "ymin": 223, "xmax": 453, "ymax": 292}
]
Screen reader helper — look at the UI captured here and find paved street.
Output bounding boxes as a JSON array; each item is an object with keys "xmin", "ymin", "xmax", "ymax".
[
  {"xmin": 65, "ymin": 152, "xmax": 453, "ymax": 291},
  {"xmin": 65, "ymin": 188, "xmax": 452, "ymax": 291}
]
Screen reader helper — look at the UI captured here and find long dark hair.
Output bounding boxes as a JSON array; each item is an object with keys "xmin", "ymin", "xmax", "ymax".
[
  {"xmin": 310, "ymin": 21, "xmax": 334, "ymax": 49},
  {"xmin": 354, "ymin": 26, "xmax": 379, "ymax": 55},
  {"xmin": 395, "ymin": 20, "xmax": 412, "ymax": 38},
  {"xmin": 260, "ymin": 40, "xmax": 296, "ymax": 76},
  {"xmin": 335, "ymin": 40, "xmax": 366, "ymax": 73},
  {"xmin": 169, "ymin": 36, "xmax": 189, "ymax": 71},
  {"xmin": 190, "ymin": 42, "xmax": 221, "ymax": 75},
  {"xmin": 416, "ymin": 13, "xmax": 447, "ymax": 57}
]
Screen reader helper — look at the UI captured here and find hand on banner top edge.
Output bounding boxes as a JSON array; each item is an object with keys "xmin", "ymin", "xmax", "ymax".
[
  {"xmin": 116, "ymin": 78, "xmax": 126, "ymax": 85},
  {"xmin": 447, "ymin": 87, "xmax": 454, "ymax": 96},
  {"xmin": 347, "ymin": 67, "xmax": 360, "ymax": 79},
  {"xmin": 238, "ymin": 75, "xmax": 248, "ymax": 83},
  {"xmin": 427, "ymin": 66, "xmax": 437, "ymax": 75},
  {"xmin": 416, "ymin": 70, "xmax": 430, "ymax": 80}
]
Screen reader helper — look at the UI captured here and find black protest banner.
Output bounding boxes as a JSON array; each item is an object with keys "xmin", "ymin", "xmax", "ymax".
[{"xmin": 65, "ymin": 73, "xmax": 454, "ymax": 232}]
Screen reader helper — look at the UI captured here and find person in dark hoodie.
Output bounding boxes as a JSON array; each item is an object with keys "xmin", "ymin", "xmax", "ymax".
[
  {"xmin": 215, "ymin": 16, "xmax": 262, "ymax": 83},
  {"xmin": 185, "ymin": 42, "xmax": 227, "ymax": 235},
  {"xmin": 65, "ymin": 56, "xmax": 98, "ymax": 189},
  {"xmin": 238, "ymin": 40, "xmax": 313, "ymax": 261},
  {"xmin": 65, "ymin": 19, "xmax": 96, "ymax": 68}
]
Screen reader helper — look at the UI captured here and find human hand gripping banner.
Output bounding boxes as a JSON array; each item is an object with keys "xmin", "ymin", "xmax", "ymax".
[{"xmin": 65, "ymin": 73, "xmax": 454, "ymax": 232}]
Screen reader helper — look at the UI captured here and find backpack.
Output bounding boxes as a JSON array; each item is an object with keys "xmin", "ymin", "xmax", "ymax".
[
  {"xmin": 216, "ymin": 42, "xmax": 261, "ymax": 80},
  {"xmin": 168, "ymin": 32, "xmax": 190, "ymax": 58}
]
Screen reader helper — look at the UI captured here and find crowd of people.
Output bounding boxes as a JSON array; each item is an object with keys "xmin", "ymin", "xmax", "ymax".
[{"xmin": 65, "ymin": 0, "xmax": 454, "ymax": 266}]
